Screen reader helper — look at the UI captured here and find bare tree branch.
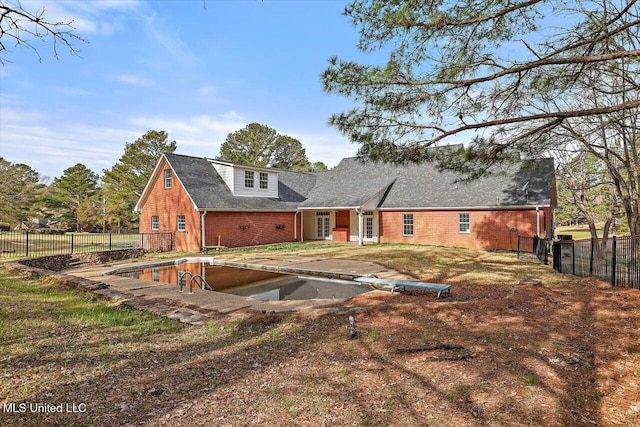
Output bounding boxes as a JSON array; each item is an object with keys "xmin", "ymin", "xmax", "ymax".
[{"xmin": 0, "ymin": 2, "xmax": 88, "ymax": 64}]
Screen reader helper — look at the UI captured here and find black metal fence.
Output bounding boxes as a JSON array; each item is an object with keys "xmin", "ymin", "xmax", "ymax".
[
  {"xmin": 0, "ymin": 231, "xmax": 174, "ymax": 259},
  {"xmin": 517, "ymin": 235, "xmax": 550, "ymax": 264},
  {"xmin": 553, "ymin": 235, "xmax": 640, "ymax": 289}
]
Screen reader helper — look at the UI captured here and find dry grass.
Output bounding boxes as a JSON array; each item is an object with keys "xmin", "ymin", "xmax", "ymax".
[{"xmin": 2, "ymin": 243, "xmax": 640, "ymax": 427}]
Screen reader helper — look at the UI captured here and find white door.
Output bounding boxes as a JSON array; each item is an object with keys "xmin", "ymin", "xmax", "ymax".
[
  {"xmin": 316, "ymin": 213, "xmax": 331, "ymax": 239},
  {"xmin": 364, "ymin": 211, "xmax": 374, "ymax": 241}
]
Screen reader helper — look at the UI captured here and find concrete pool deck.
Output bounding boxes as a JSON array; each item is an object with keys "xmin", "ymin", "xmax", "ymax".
[{"xmin": 59, "ymin": 255, "xmax": 416, "ymax": 324}]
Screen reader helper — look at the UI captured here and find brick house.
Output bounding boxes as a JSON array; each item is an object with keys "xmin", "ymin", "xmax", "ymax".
[{"xmin": 135, "ymin": 153, "xmax": 556, "ymax": 252}]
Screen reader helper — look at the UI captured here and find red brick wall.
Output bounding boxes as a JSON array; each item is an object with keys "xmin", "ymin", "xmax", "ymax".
[
  {"xmin": 379, "ymin": 209, "xmax": 551, "ymax": 251},
  {"xmin": 335, "ymin": 210, "xmax": 350, "ymax": 228},
  {"xmin": 204, "ymin": 211, "xmax": 297, "ymax": 248},
  {"xmin": 138, "ymin": 158, "xmax": 202, "ymax": 252}
]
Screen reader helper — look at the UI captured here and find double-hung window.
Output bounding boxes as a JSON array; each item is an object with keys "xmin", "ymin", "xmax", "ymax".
[
  {"xmin": 244, "ymin": 170, "xmax": 254, "ymax": 188},
  {"xmin": 177, "ymin": 215, "xmax": 186, "ymax": 232},
  {"xmin": 459, "ymin": 213, "xmax": 470, "ymax": 233},
  {"xmin": 151, "ymin": 216, "xmax": 159, "ymax": 231},
  {"xmin": 402, "ymin": 214, "xmax": 414, "ymax": 236},
  {"xmin": 164, "ymin": 169, "xmax": 172, "ymax": 189},
  {"xmin": 259, "ymin": 172, "xmax": 268, "ymax": 189}
]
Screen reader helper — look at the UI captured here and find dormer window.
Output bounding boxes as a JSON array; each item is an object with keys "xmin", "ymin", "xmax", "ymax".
[
  {"xmin": 259, "ymin": 172, "xmax": 268, "ymax": 189},
  {"xmin": 244, "ymin": 170, "xmax": 254, "ymax": 188}
]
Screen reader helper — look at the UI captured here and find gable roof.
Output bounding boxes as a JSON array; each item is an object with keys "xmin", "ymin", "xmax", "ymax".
[
  {"xmin": 162, "ymin": 153, "xmax": 316, "ymax": 211},
  {"xmin": 137, "ymin": 153, "xmax": 554, "ymax": 213},
  {"xmin": 299, "ymin": 157, "xmax": 554, "ymax": 209}
]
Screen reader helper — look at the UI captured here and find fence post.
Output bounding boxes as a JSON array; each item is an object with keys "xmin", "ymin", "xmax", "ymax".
[
  {"xmin": 611, "ymin": 236, "xmax": 617, "ymax": 286},
  {"xmin": 572, "ymin": 239, "xmax": 576, "ymax": 276},
  {"xmin": 552, "ymin": 241, "xmax": 558, "ymax": 270},
  {"xmin": 589, "ymin": 237, "xmax": 595, "ymax": 276},
  {"xmin": 109, "ymin": 233, "xmax": 112, "ymax": 251},
  {"xmin": 70, "ymin": 234, "xmax": 74, "ymax": 254},
  {"xmin": 25, "ymin": 230, "xmax": 29, "ymax": 257}
]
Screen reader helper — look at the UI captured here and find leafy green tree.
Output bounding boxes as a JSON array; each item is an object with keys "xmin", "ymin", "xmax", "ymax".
[
  {"xmin": 102, "ymin": 130, "xmax": 177, "ymax": 232},
  {"xmin": 271, "ymin": 135, "xmax": 312, "ymax": 171},
  {"xmin": 556, "ymin": 151, "xmax": 619, "ymax": 240},
  {"xmin": 46, "ymin": 163, "xmax": 99, "ymax": 232},
  {"xmin": 219, "ymin": 123, "xmax": 312, "ymax": 170},
  {"xmin": 311, "ymin": 161, "xmax": 328, "ymax": 172},
  {"xmin": 0, "ymin": 158, "xmax": 44, "ymax": 227}
]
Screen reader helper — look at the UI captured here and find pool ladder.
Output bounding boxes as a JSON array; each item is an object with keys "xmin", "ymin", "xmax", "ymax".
[{"xmin": 178, "ymin": 271, "xmax": 212, "ymax": 294}]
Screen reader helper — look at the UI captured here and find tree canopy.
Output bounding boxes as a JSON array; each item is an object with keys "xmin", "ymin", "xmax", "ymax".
[
  {"xmin": 219, "ymin": 123, "xmax": 314, "ymax": 171},
  {"xmin": 102, "ymin": 130, "xmax": 177, "ymax": 231},
  {"xmin": 0, "ymin": 158, "xmax": 44, "ymax": 227},
  {"xmin": 45, "ymin": 163, "xmax": 98, "ymax": 232},
  {"xmin": 322, "ymin": 0, "xmax": 640, "ymax": 165}
]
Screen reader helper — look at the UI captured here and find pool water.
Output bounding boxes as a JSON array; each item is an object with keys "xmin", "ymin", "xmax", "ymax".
[{"xmin": 115, "ymin": 262, "xmax": 371, "ymax": 301}]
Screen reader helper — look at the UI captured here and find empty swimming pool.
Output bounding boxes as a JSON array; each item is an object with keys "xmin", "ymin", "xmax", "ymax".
[{"xmin": 114, "ymin": 260, "xmax": 372, "ymax": 301}]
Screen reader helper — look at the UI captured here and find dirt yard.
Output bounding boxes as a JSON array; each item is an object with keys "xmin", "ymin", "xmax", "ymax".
[{"xmin": 2, "ymin": 244, "xmax": 640, "ymax": 426}]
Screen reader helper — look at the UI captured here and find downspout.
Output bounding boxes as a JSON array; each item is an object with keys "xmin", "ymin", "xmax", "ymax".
[
  {"xmin": 201, "ymin": 211, "xmax": 207, "ymax": 252},
  {"xmin": 536, "ymin": 206, "xmax": 540, "ymax": 237},
  {"xmin": 294, "ymin": 211, "xmax": 299, "ymax": 241},
  {"xmin": 300, "ymin": 211, "xmax": 304, "ymax": 242}
]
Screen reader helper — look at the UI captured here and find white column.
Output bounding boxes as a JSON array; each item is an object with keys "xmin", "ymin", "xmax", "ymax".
[
  {"xmin": 200, "ymin": 211, "xmax": 207, "ymax": 251},
  {"xmin": 357, "ymin": 209, "xmax": 364, "ymax": 245}
]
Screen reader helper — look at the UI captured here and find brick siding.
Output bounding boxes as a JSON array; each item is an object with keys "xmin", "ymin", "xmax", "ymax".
[
  {"xmin": 204, "ymin": 211, "xmax": 297, "ymax": 249},
  {"xmin": 379, "ymin": 208, "xmax": 551, "ymax": 251},
  {"xmin": 138, "ymin": 158, "xmax": 202, "ymax": 252}
]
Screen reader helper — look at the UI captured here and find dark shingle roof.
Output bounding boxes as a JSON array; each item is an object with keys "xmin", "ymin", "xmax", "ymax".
[
  {"xmin": 300, "ymin": 157, "xmax": 554, "ymax": 209},
  {"xmin": 162, "ymin": 153, "xmax": 553, "ymax": 211},
  {"xmin": 164, "ymin": 153, "xmax": 316, "ymax": 210}
]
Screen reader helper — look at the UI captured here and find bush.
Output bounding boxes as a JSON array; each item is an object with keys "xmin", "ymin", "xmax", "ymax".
[{"xmin": 0, "ymin": 223, "xmax": 10, "ymax": 232}]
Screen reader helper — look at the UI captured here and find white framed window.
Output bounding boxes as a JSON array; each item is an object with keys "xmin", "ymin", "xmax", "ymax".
[
  {"xmin": 164, "ymin": 169, "xmax": 172, "ymax": 189},
  {"xmin": 403, "ymin": 214, "xmax": 414, "ymax": 236},
  {"xmin": 459, "ymin": 213, "xmax": 470, "ymax": 233},
  {"xmin": 151, "ymin": 216, "xmax": 159, "ymax": 230},
  {"xmin": 177, "ymin": 215, "xmax": 186, "ymax": 232},
  {"xmin": 259, "ymin": 172, "xmax": 268, "ymax": 189},
  {"xmin": 244, "ymin": 170, "xmax": 254, "ymax": 188}
]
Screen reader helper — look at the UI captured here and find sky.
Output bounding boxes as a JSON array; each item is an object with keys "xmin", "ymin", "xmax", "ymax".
[{"xmin": 0, "ymin": 0, "xmax": 373, "ymax": 181}]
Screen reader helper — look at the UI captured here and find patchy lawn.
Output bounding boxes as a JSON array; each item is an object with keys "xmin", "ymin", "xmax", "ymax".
[{"xmin": 2, "ymin": 243, "xmax": 640, "ymax": 426}]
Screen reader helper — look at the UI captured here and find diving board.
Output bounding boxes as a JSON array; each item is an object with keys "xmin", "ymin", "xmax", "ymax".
[{"xmin": 354, "ymin": 276, "xmax": 451, "ymax": 298}]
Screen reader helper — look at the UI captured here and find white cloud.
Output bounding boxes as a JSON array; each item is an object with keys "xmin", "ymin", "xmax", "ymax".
[
  {"xmin": 196, "ymin": 85, "xmax": 217, "ymax": 96},
  {"xmin": 53, "ymin": 86, "xmax": 92, "ymax": 96},
  {"xmin": 0, "ymin": 116, "xmax": 139, "ymax": 179},
  {"xmin": 35, "ymin": 0, "xmax": 142, "ymax": 35},
  {"xmin": 115, "ymin": 74, "xmax": 154, "ymax": 87},
  {"xmin": 143, "ymin": 11, "xmax": 199, "ymax": 65},
  {"xmin": 285, "ymin": 131, "xmax": 357, "ymax": 168},
  {"xmin": 128, "ymin": 111, "xmax": 247, "ymax": 158}
]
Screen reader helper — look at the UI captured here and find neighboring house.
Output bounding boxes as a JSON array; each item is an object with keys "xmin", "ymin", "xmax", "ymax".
[{"xmin": 135, "ymin": 153, "xmax": 556, "ymax": 253}]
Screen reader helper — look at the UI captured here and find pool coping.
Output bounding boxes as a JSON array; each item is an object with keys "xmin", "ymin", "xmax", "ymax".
[{"xmin": 35, "ymin": 255, "xmax": 416, "ymax": 324}]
